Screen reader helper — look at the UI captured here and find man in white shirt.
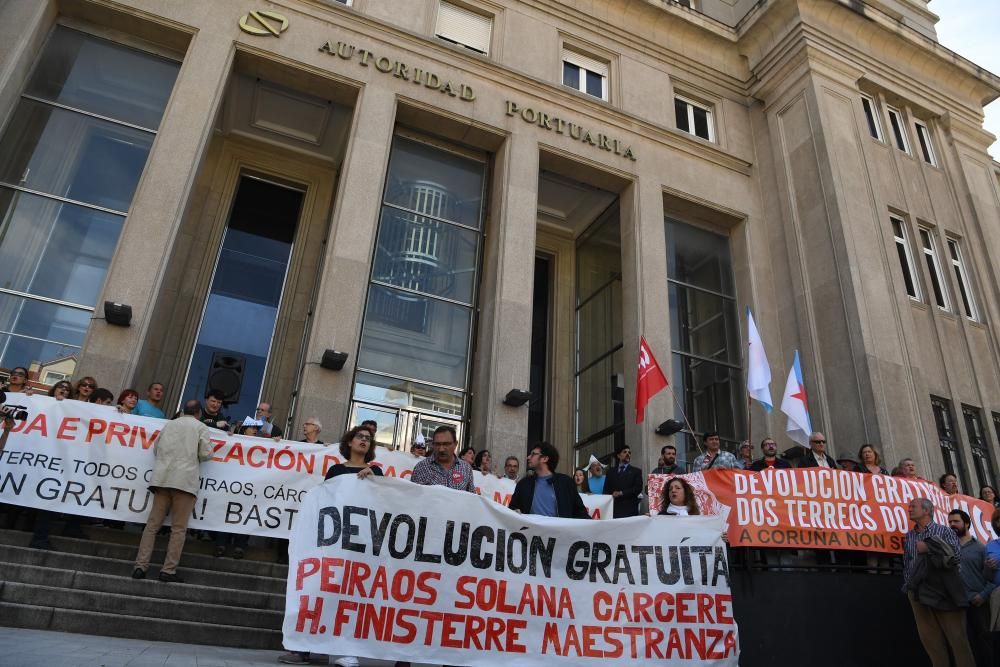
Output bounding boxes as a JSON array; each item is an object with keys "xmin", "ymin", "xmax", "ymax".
[{"xmin": 798, "ymin": 431, "xmax": 839, "ymax": 469}]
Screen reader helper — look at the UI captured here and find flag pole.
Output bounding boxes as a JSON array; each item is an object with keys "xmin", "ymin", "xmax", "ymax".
[
  {"xmin": 665, "ymin": 382, "xmax": 705, "ymax": 457},
  {"xmin": 744, "ymin": 306, "xmax": 751, "ymax": 446}
]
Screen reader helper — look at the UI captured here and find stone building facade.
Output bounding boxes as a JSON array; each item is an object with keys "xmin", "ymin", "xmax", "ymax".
[{"xmin": 1, "ymin": 0, "xmax": 999, "ymax": 491}]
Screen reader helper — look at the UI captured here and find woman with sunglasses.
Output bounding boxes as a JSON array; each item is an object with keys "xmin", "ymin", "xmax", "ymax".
[
  {"xmin": 47, "ymin": 380, "xmax": 73, "ymax": 401},
  {"xmin": 4, "ymin": 367, "xmax": 33, "ymax": 395},
  {"xmin": 72, "ymin": 377, "xmax": 97, "ymax": 402}
]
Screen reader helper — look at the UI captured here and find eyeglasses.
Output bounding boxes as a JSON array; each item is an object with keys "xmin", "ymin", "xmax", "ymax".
[
  {"xmin": 811, "ymin": 439, "xmax": 826, "ymax": 444},
  {"xmin": 414, "ymin": 444, "xmax": 426, "ymax": 449},
  {"xmin": 354, "ymin": 434, "xmax": 372, "ymax": 441},
  {"xmin": 9, "ymin": 372, "xmax": 25, "ymax": 378},
  {"xmin": 528, "ymin": 451, "xmax": 541, "ymax": 458},
  {"xmin": 79, "ymin": 383, "xmax": 96, "ymax": 389}
]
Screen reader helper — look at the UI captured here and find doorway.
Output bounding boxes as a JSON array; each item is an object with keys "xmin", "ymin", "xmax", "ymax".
[{"xmin": 180, "ymin": 174, "xmax": 303, "ymax": 421}]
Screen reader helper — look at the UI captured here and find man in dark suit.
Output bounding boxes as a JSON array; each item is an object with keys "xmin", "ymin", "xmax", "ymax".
[
  {"xmin": 508, "ymin": 442, "xmax": 589, "ymax": 519},
  {"xmin": 604, "ymin": 444, "xmax": 643, "ymax": 518},
  {"xmin": 798, "ymin": 432, "xmax": 839, "ymax": 469}
]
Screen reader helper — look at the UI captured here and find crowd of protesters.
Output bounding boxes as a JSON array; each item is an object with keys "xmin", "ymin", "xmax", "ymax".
[{"xmin": 4, "ymin": 366, "xmax": 1000, "ymax": 666}]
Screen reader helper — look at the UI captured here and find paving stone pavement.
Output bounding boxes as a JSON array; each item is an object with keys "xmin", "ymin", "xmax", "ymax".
[{"xmin": 0, "ymin": 627, "xmax": 437, "ymax": 667}]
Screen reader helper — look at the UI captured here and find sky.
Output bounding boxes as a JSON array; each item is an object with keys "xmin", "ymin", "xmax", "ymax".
[{"xmin": 931, "ymin": 0, "xmax": 1000, "ymax": 160}]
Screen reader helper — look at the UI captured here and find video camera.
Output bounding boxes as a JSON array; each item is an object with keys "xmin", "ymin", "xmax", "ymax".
[{"xmin": 0, "ymin": 390, "xmax": 29, "ymax": 421}]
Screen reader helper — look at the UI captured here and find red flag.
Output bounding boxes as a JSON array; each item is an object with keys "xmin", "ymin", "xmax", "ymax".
[{"xmin": 636, "ymin": 336, "xmax": 668, "ymax": 423}]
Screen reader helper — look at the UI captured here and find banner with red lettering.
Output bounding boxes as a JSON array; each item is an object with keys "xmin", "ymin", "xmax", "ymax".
[
  {"xmin": 0, "ymin": 396, "xmax": 611, "ymax": 535},
  {"xmin": 648, "ymin": 469, "xmax": 997, "ymax": 554},
  {"xmin": 283, "ymin": 476, "xmax": 739, "ymax": 665}
]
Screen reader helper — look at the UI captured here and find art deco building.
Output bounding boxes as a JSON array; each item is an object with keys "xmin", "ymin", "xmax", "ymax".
[{"xmin": 2, "ymin": 0, "xmax": 999, "ymax": 490}]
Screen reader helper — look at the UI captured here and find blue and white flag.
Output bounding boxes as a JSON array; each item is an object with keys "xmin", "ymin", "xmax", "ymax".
[{"xmin": 780, "ymin": 350, "xmax": 812, "ymax": 447}]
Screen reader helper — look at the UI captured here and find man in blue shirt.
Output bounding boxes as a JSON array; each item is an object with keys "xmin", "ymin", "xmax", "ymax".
[
  {"xmin": 133, "ymin": 382, "xmax": 166, "ymax": 419},
  {"xmin": 509, "ymin": 442, "xmax": 589, "ymax": 519},
  {"xmin": 949, "ymin": 509, "xmax": 995, "ymax": 667}
]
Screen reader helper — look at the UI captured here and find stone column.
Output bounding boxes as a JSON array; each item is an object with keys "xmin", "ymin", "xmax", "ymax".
[
  {"xmin": 0, "ymin": 1, "xmax": 54, "ymax": 119},
  {"xmin": 74, "ymin": 31, "xmax": 235, "ymax": 391},
  {"xmin": 293, "ymin": 86, "xmax": 398, "ymax": 434},
  {"xmin": 620, "ymin": 171, "xmax": 670, "ymax": 476},
  {"xmin": 469, "ymin": 132, "xmax": 539, "ymax": 467}
]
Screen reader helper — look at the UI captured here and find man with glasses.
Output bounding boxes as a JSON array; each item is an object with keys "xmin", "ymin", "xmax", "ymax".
[
  {"xmin": 503, "ymin": 455, "xmax": 520, "ymax": 481},
  {"xmin": 604, "ymin": 444, "xmax": 643, "ymax": 518},
  {"xmin": 798, "ymin": 432, "xmax": 839, "ymax": 469},
  {"xmin": 410, "ymin": 425, "xmax": 475, "ymax": 493},
  {"xmin": 749, "ymin": 437, "xmax": 791, "ymax": 471},
  {"xmin": 254, "ymin": 402, "xmax": 283, "ymax": 440},
  {"xmin": 509, "ymin": 442, "xmax": 589, "ymax": 519},
  {"xmin": 300, "ymin": 418, "xmax": 323, "ymax": 445}
]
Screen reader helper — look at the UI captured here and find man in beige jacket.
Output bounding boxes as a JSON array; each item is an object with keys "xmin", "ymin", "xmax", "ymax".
[{"xmin": 132, "ymin": 399, "xmax": 214, "ymax": 582}]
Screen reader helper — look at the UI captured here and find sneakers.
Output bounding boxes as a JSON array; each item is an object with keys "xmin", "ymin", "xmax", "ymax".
[
  {"xmin": 277, "ymin": 652, "xmax": 311, "ymax": 665},
  {"xmin": 157, "ymin": 571, "xmax": 184, "ymax": 583},
  {"xmin": 131, "ymin": 568, "xmax": 146, "ymax": 580},
  {"xmin": 334, "ymin": 658, "xmax": 360, "ymax": 667}
]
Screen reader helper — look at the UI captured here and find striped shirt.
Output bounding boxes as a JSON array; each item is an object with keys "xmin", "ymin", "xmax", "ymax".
[
  {"xmin": 903, "ymin": 520, "xmax": 960, "ymax": 587},
  {"xmin": 410, "ymin": 456, "xmax": 476, "ymax": 493}
]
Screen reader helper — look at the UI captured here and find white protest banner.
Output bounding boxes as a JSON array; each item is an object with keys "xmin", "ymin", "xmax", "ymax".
[
  {"xmin": 0, "ymin": 396, "xmax": 612, "ymax": 534},
  {"xmin": 0, "ymin": 395, "xmax": 329, "ymax": 535},
  {"xmin": 283, "ymin": 476, "xmax": 739, "ymax": 666}
]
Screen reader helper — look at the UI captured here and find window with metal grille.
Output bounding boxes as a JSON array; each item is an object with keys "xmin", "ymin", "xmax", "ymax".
[
  {"xmin": 931, "ymin": 397, "xmax": 969, "ymax": 491},
  {"xmin": 963, "ymin": 406, "xmax": 996, "ymax": 494}
]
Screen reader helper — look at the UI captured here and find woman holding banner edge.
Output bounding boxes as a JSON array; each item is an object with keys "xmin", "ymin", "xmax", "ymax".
[{"xmin": 279, "ymin": 426, "xmax": 382, "ymax": 666}]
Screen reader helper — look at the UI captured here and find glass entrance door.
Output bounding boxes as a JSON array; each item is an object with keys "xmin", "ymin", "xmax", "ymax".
[
  {"xmin": 180, "ymin": 175, "xmax": 303, "ymax": 420},
  {"xmin": 349, "ymin": 400, "xmax": 463, "ymax": 452}
]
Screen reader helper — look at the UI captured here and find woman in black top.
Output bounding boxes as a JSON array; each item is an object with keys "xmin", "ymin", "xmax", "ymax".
[
  {"xmin": 857, "ymin": 444, "xmax": 888, "ymax": 475},
  {"xmin": 324, "ymin": 425, "xmax": 383, "ymax": 480},
  {"xmin": 286, "ymin": 428, "xmax": 381, "ymax": 666}
]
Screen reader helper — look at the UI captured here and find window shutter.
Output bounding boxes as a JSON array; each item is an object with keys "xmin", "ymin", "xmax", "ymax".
[
  {"xmin": 436, "ymin": 2, "xmax": 492, "ymax": 55},
  {"xmin": 561, "ymin": 49, "xmax": 609, "ymax": 78}
]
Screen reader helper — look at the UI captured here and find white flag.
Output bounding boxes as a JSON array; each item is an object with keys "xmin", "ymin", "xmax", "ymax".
[
  {"xmin": 780, "ymin": 350, "xmax": 812, "ymax": 447},
  {"xmin": 746, "ymin": 306, "xmax": 772, "ymax": 412}
]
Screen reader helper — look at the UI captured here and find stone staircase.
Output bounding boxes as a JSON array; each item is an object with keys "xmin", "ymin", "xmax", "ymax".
[{"xmin": 0, "ymin": 525, "xmax": 286, "ymax": 650}]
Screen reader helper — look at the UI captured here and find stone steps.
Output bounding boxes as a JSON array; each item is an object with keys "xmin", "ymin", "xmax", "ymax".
[
  {"xmin": 0, "ymin": 523, "xmax": 288, "ymax": 650},
  {"xmin": 0, "ymin": 601, "xmax": 283, "ymax": 650},
  {"xmin": 0, "ymin": 528, "xmax": 290, "ymax": 578},
  {"xmin": 1, "ymin": 562, "xmax": 285, "ymax": 610},
  {"xmin": 0, "ymin": 544, "xmax": 286, "ymax": 594}
]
